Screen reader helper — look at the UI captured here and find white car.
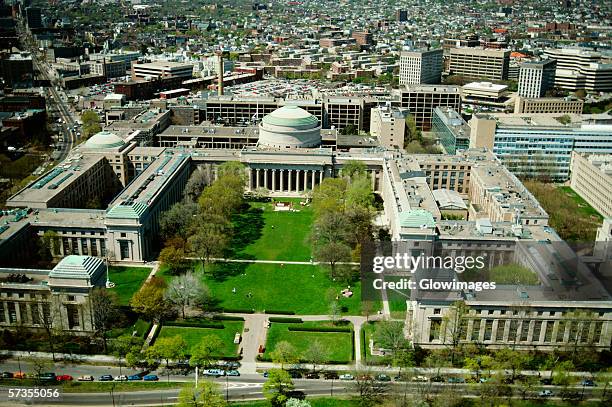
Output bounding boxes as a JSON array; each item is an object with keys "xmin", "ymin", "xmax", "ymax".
[
  {"xmin": 339, "ymin": 374, "xmax": 354, "ymax": 381},
  {"xmin": 412, "ymin": 375, "xmax": 428, "ymax": 382},
  {"xmin": 539, "ymin": 390, "xmax": 553, "ymax": 397},
  {"xmin": 114, "ymin": 375, "xmax": 128, "ymax": 382}
]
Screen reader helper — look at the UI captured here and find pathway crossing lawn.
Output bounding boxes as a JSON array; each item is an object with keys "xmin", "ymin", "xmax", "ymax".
[
  {"xmin": 107, "ymin": 266, "xmax": 152, "ymax": 305},
  {"xmin": 264, "ymin": 321, "xmax": 353, "ymax": 363},
  {"xmin": 156, "ymin": 321, "xmax": 244, "ymax": 358},
  {"xmin": 204, "ymin": 263, "xmax": 364, "ymax": 315},
  {"xmin": 230, "ymin": 200, "xmax": 313, "ymax": 261}
]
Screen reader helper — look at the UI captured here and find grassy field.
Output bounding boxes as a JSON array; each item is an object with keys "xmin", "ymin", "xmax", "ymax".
[
  {"xmin": 361, "ymin": 321, "xmax": 387, "ymax": 365},
  {"xmin": 228, "ymin": 200, "xmax": 313, "ymax": 261},
  {"xmin": 201, "ymin": 262, "xmax": 365, "ymax": 315},
  {"xmin": 156, "ymin": 321, "xmax": 244, "ymax": 357},
  {"xmin": 233, "ymin": 398, "xmax": 360, "ymax": 407},
  {"xmin": 489, "ymin": 263, "xmax": 540, "ymax": 285},
  {"xmin": 107, "ymin": 266, "xmax": 152, "ymax": 305},
  {"xmin": 558, "ymin": 186, "xmax": 603, "ymax": 220},
  {"xmin": 264, "ymin": 321, "xmax": 353, "ymax": 363}
]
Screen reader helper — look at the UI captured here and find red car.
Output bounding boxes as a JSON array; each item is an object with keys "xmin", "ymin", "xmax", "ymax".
[{"xmin": 56, "ymin": 375, "xmax": 73, "ymax": 382}]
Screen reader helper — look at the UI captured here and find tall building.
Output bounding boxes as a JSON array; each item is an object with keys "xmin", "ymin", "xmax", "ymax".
[
  {"xmin": 518, "ymin": 59, "xmax": 556, "ymax": 98},
  {"xmin": 543, "ymin": 48, "xmax": 612, "ymax": 92},
  {"xmin": 131, "ymin": 61, "xmax": 194, "ymax": 80},
  {"xmin": 449, "ymin": 48, "xmax": 510, "ymax": 81},
  {"xmin": 514, "ymin": 96, "xmax": 583, "ymax": 114},
  {"xmin": 399, "ymin": 85, "xmax": 461, "ymax": 130},
  {"xmin": 369, "ymin": 105, "xmax": 407, "ymax": 149},
  {"xmin": 351, "ymin": 31, "xmax": 373, "ymax": 46},
  {"xmin": 399, "ymin": 49, "xmax": 443, "ymax": 85},
  {"xmin": 432, "ymin": 107, "xmax": 470, "ymax": 155},
  {"xmin": 25, "ymin": 7, "xmax": 42, "ymax": 29},
  {"xmin": 396, "ymin": 9, "xmax": 408, "ymax": 22},
  {"xmin": 570, "ymin": 152, "xmax": 612, "ymax": 219}
]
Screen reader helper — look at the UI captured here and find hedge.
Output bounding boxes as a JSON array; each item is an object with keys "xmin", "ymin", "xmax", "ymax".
[
  {"xmin": 257, "ymin": 355, "xmax": 350, "ymax": 364},
  {"xmin": 212, "ymin": 315, "xmax": 245, "ymax": 321},
  {"xmin": 264, "ymin": 310, "xmax": 295, "ymax": 315},
  {"xmin": 268, "ymin": 317, "xmax": 303, "ymax": 323},
  {"xmin": 164, "ymin": 321, "xmax": 225, "ymax": 329},
  {"xmin": 222, "ymin": 308, "xmax": 255, "ymax": 314},
  {"xmin": 287, "ymin": 326, "xmax": 352, "ymax": 333}
]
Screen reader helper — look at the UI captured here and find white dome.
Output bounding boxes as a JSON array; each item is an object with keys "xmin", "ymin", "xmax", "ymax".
[
  {"xmin": 258, "ymin": 106, "xmax": 321, "ymax": 149},
  {"xmin": 83, "ymin": 131, "xmax": 126, "ymax": 149}
]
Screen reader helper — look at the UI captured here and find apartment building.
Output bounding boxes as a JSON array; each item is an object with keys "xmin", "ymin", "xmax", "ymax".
[
  {"xmin": 324, "ymin": 97, "xmax": 363, "ymax": 132},
  {"xmin": 132, "ymin": 61, "xmax": 194, "ymax": 80},
  {"xmin": 514, "ymin": 96, "xmax": 584, "ymax": 114},
  {"xmin": 369, "ymin": 105, "xmax": 407, "ymax": 149},
  {"xmin": 518, "ymin": 59, "xmax": 556, "ymax": 98},
  {"xmin": 543, "ymin": 48, "xmax": 612, "ymax": 92},
  {"xmin": 399, "ymin": 49, "xmax": 443, "ymax": 85},
  {"xmin": 449, "ymin": 48, "xmax": 510, "ymax": 81},
  {"xmin": 570, "ymin": 152, "xmax": 612, "ymax": 218},
  {"xmin": 400, "ymin": 85, "xmax": 461, "ymax": 130}
]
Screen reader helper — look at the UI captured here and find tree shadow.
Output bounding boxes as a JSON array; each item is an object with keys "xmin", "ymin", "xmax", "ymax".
[
  {"xmin": 224, "ymin": 203, "xmax": 265, "ymax": 260},
  {"xmin": 209, "ymin": 261, "xmax": 249, "ymax": 282}
]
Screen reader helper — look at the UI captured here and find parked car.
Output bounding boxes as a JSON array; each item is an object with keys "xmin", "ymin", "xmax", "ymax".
[
  {"xmin": 128, "ymin": 375, "xmax": 142, "ymax": 381},
  {"xmin": 39, "ymin": 373, "xmax": 57, "ymax": 382},
  {"xmin": 540, "ymin": 378, "xmax": 553, "ymax": 385},
  {"xmin": 288, "ymin": 370, "xmax": 302, "ymax": 379},
  {"xmin": 99, "ymin": 375, "xmax": 113, "ymax": 382},
  {"xmin": 114, "ymin": 375, "xmax": 128, "ymax": 382},
  {"xmin": 376, "ymin": 374, "xmax": 391, "ymax": 382},
  {"xmin": 411, "ymin": 375, "xmax": 428, "ymax": 382},
  {"xmin": 56, "ymin": 375, "xmax": 73, "ymax": 381},
  {"xmin": 448, "ymin": 377, "xmax": 465, "ymax": 383},
  {"xmin": 539, "ymin": 390, "xmax": 553, "ymax": 397},
  {"xmin": 203, "ymin": 369, "xmax": 225, "ymax": 377},
  {"xmin": 143, "ymin": 375, "xmax": 159, "ymax": 381},
  {"xmin": 13, "ymin": 372, "xmax": 26, "ymax": 379},
  {"xmin": 430, "ymin": 376, "xmax": 445, "ymax": 382},
  {"xmin": 77, "ymin": 375, "xmax": 94, "ymax": 382},
  {"xmin": 262, "ymin": 371, "xmax": 269, "ymax": 378},
  {"xmin": 581, "ymin": 379, "xmax": 596, "ymax": 387},
  {"xmin": 339, "ymin": 374, "xmax": 354, "ymax": 381},
  {"xmin": 324, "ymin": 372, "xmax": 339, "ymax": 380},
  {"xmin": 305, "ymin": 373, "xmax": 319, "ymax": 379},
  {"xmin": 1, "ymin": 372, "xmax": 13, "ymax": 379},
  {"xmin": 226, "ymin": 370, "xmax": 240, "ymax": 377}
]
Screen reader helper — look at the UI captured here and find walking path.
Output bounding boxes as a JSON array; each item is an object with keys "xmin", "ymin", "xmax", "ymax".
[{"xmin": 186, "ymin": 257, "xmax": 359, "ymax": 266}]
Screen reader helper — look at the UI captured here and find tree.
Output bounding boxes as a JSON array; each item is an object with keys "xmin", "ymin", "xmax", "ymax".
[
  {"xmin": 441, "ymin": 301, "xmax": 469, "ymax": 365},
  {"xmin": 32, "ymin": 299, "xmax": 59, "ymax": 360},
  {"xmin": 159, "ymin": 201, "xmax": 199, "ymax": 241},
  {"xmin": 270, "ymin": 341, "xmax": 300, "ymax": 369},
  {"xmin": 90, "ymin": 288, "xmax": 120, "ymax": 353},
  {"xmin": 184, "ymin": 169, "xmax": 212, "ymax": 202},
  {"xmin": 165, "ymin": 271, "xmax": 210, "ymax": 318},
  {"xmin": 463, "ymin": 355, "xmax": 493, "ymax": 382},
  {"xmin": 303, "ymin": 340, "xmax": 329, "ymax": 373},
  {"xmin": 286, "ymin": 399, "xmax": 311, "ymax": 407},
  {"xmin": 39, "ymin": 230, "xmax": 58, "ymax": 260},
  {"xmin": 329, "ymin": 301, "xmax": 341, "ymax": 324},
  {"xmin": 353, "ymin": 368, "xmax": 389, "ymax": 406},
  {"xmin": 146, "ymin": 335, "xmax": 188, "ymax": 367},
  {"xmin": 159, "ymin": 245, "xmax": 188, "ymax": 275},
  {"xmin": 28, "ymin": 358, "xmax": 52, "ymax": 383},
  {"xmin": 373, "ymin": 320, "xmax": 409, "ymax": 355},
  {"xmin": 112, "ymin": 335, "xmax": 143, "ymax": 376},
  {"xmin": 130, "ymin": 277, "xmax": 170, "ymax": 322},
  {"xmin": 177, "ymin": 380, "xmax": 226, "ymax": 407},
  {"xmin": 188, "ymin": 224, "xmax": 229, "ymax": 269},
  {"xmin": 263, "ymin": 369, "xmax": 294, "ymax": 406},
  {"xmin": 493, "ymin": 348, "xmax": 529, "ymax": 382},
  {"xmin": 315, "ymin": 240, "xmax": 352, "ymax": 279},
  {"xmin": 81, "ymin": 110, "xmax": 102, "ymax": 138},
  {"xmin": 342, "ymin": 160, "xmax": 367, "ymax": 179},
  {"xmin": 189, "ymin": 335, "xmax": 224, "ymax": 369}
]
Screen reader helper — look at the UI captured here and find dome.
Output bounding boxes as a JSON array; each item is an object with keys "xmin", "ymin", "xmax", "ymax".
[
  {"xmin": 83, "ymin": 131, "xmax": 126, "ymax": 149},
  {"xmin": 258, "ymin": 106, "xmax": 321, "ymax": 149}
]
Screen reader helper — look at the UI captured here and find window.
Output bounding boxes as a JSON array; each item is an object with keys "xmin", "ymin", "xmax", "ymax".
[
  {"xmin": 119, "ymin": 241, "xmax": 130, "ymax": 260},
  {"xmin": 433, "ymin": 308, "xmax": 441, "ymax": 315},
  {"xmin": 67, "ymin": 295, "xmax": 75, "ymax": 302}
]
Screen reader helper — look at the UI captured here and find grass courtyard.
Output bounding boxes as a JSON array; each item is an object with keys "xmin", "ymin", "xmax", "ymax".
[
  {"xmin": 107, "ymin": 266, "xmax": 152, "ymax": 305},
  {"xmin": 228, "ymin": 199, "xmax": 313, "ymax": 261},
  {"xmin": 156, "ymin": 320, "xmax": 244, "ymax": 358},
  {"xmin": 263, "ymin": 321, "xmax": 354, "ymax": 363}
]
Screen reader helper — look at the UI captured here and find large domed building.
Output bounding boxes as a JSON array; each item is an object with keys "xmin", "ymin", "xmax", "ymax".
[
  {"xmin": 258, "ymin": 106, "xmax": 321, "ymax": 149},
  {"xmin": 83, "ymin": 131, "xmax": 127, "ymax": 150}
]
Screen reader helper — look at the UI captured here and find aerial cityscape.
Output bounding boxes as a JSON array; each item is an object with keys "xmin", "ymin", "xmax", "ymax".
[{"xmin": 0, "ymin": 0, "xmax": 611, "ymax": 406}]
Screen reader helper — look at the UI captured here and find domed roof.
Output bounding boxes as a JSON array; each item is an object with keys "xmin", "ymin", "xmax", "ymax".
[
  {"xmin": 83, "ymin": 130, "xmax": 126, "ymax": 149},
  {"xmin": 262, "ymin": 105, "xmax": 319, "ymax": 128}
]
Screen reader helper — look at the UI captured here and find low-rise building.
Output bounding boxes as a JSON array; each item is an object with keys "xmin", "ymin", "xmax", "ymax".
[
  {"xmin": 570, "ymin": 152, "xmax": 612, "ymax": 218},
  {"xmin": 431, "ymin": 107, "xmax": 470, "ymax": 155},
  {"xmin": 514, "ymin": 96, "xmax": 583, "ymax": 114},
  {"xmin": 369, "ymin": 105, "xmax": 407, "ymax": 149}
]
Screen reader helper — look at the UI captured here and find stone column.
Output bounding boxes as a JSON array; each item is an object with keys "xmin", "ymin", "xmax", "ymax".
[
  {"xmin": 319, "ymin": 169, "xmax": 324, "ymax": 184},
  {"xmin": 280, "ymin": 169, "xmax": 285, "ymax": 191},
  {"xmin": 3, "ymin": 302, "xmax": 9, "ymax": 323},
  {"xmin": 255, "ymin": 169, "xmax": 260, "ymax": 189},
  {"xmin": 248, "ymin": 168, "xmax": 253, "ymax": 190},
  {"xmin": 303, "ymin": 170, "xmax": 308, "ymax": 192},
  {"xmin": 288, "ymin": 169, "xmax": 293, "ymax": 192},
  {"xmin": 264, "ymin": 169, "xmax": 269, "ymax": 189},
  {"xmin": 272, "ymin": 169, "xmax": 276, "ymax": 191},
  {"xmin": 312, "ymin": 170, "xmax": 316, "ymax": 188}
]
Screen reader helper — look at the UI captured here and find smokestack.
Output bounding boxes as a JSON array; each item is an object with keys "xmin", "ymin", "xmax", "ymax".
[{"xmin": 216, "ymin": 51, "xmax": 224, "ymax": 96}]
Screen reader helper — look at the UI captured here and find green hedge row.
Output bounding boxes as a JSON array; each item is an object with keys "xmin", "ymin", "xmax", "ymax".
[
  {"xmin": 287, "ymin": 326, "xmax": 352, "ymax": 333},
  {"xmin": 212, "ymin": 315, "xmax": 245, "ymax": 321},
  {"xmin": 164, "ymin": 321, "xmax": 225, "ymax": 329},
  {"xmin": 256, "ymin": 355, "xmax": 349, "ymax": 365},
  {"xmin": 268, "ymin": 317, "xmax": 303, "ymax": 323},
  {"xmin": 222, "ymin": 308, "xmax": 255, "ymax": 314},
  {"xmin": 264, "ymin": 310, "xmax": 295, "ymax": 315}
]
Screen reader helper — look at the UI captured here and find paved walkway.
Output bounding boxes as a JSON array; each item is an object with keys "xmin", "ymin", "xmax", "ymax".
[{"xmin": 185, "ymin": 257, "xmax": 359, "ymax": 266}]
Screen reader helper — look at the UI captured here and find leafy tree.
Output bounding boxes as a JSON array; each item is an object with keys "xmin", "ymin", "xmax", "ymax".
[
  {"xmin": 28, "ymin": 358, "xmax": 52, "ymax": 384},
  {"xmin": 146, "ymin": 335, "xmax": 188, "ymax": 367},
  {"xmin": 177, "ymin": 380, "xmax": 225, "ymax": 407},
  {"xmin": 303, "ymin": 340, "xmax": 329, "ymax": 372},
  {"xmin": 189, "ymin": 335, "xmax": 224, "ymax": 369},
  {"xmin": 165, "ymin": 271, "xmax": 211, "ymax": 318},
  {"xmin": 39, "ymin": 230, "xmax": 58, "ymax": 260},
  {"xmin": 441, "ymin": 301, "xmax": 469, "ymax": 365},
  {"xmin": 184, "ymin": 169, "xmax": 212, "ymax": 202},
  {"xmin": 158, "ymin": 245, "xmax": 188, "ymax": 275},
  {"xmin": 494, "ymin": 348, "xmax": 529, "ymax": 382},
  {"xmin": 329, "ymin": 301, "xmax": 341, "ymax": 324},
  {"xmin": 342, "ymin": 160, "xmax": 367, "ymax": 179},
  {"xmin": 270, "ymin": 341, "xmax": 300, "ymax": 369},
  {"xmin": 315, "ymin": 240, "xmax": 352, "ymax": 279},
  {"xmin": 463, "ymin": 355, "xmax": 493, "ymax": 381},
  {"xmin": 130, "ymin": 277, "xmax": 170, "ymax": 322},
  {"xmin": 112, "ymin": 335, "xmax": 143, "ymax": 376},
  {"xmin": 188, "ymin": 224, "xmax": 229, "ymax": 269},
  {"xmin": 353, "ymin": 368, "xmax": 389, "ymax": 406},
  {"xmin": 159, "ymin": 201, "xmax": 199, "ymax": 241},
  {"xmin": 90, "ymin": 288, "xmax": 120, "ymax": 353},
  {"xmin": 81, "ymin": 110, "xmax": 102, "ymax": 138},
  {"xmin": 263, "ymin": 369, "xmax": 294, "ymax": 406}
]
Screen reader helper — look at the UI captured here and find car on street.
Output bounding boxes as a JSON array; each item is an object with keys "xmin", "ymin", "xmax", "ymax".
[
  {"xmin": 539, "ymin": 390, "xmax": 553, "ymax": 397},
  {"xmin": 288, "ymin": 370, "xmax": 302, "ymax": 379},
  {"xmin": 114, "ymin": 375, "xmax": 128, "ymax": 382},
  {"xmin": 143, "ymin": 375, "xmax": 159, "ymax": 381},
  {"xmin": 39, "ymin": 373, "xmax": 57, "ymax": 382},
  {"xmin": 77, "ymin": 375, "xmax": 94, "ymax": 382},
  {"xmin": 13, "ymin": 372, "xmax": 26, "ymax": 379},
  {"xmin": 448, "ymin": 377, "xmax": 465, "ymax": 383},
  {"xmin": 203, "ymin": 369, "xmax": 225, "ymax": 377},
  {"xmin": 581, "ymin": 379, "xmax": 596, "ymax": 386},
  {"xmin": 305, "ymin": 373, "xmax": 319, "ymax": 379},
  {"xmin": 99, "ymin": 375, "xmax": 113, "ymax": 381},
  {"xmin": 375, "ymin": 374, "xmax": 391, "ymax": 382},
  {"xmin": 430, "ymin": 376, "xmax": 445, "ymax": 382},
  {"xmin": 339, "ymin": 374, "xmax": 354, "ymax": 381},
  {"xmin": 56, "ymin": 375, "xmax": 73, "ymax": 381},
  {"xmin": 411, "ymin": 375, "xmax": 428, "ymax": 382},
  {"xmin": 226, "ymin": 370, "xmax": 240, "ymax": 377},
  {"xmin": 2, "ymin": 372, "xmax": 13, "ymax": 379},
  {"xmin": 262, "ymin": 371, "xmax": 269, "ymax": 378},
  {"xmin": 324, "ymin": 372, "xmax": 339, "ymax": 380},
  {"xmin": 128, "ymin": 375, "xmax": 142, "ymax": 381},
  {"xmin": 540, "ymin": 378, "xmax": 553, "ymax": 385}
]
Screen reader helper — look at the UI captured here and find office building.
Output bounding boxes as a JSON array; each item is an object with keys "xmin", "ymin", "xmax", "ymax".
[
  {"xmin": 570, "ymin": 152, "xmax": 612, "ymax": 219},
  {"xmin": 461, "ymin": 81, "xmax": 512, "ymax": 111},
  {"xmin": 400, "ymin": 85, "xmax": 461, "ymax": 130},
  {"xmin": 396, "ymin": 10, "xmax": 408, "ymax": 22},
  {"xmin": 514, "ymin": 97, "xmax": 583, "ymax": 114},
  {"xmin": 369, "ymin": 105, "xmax": 407, "ymax": 149},
  {"xmin": 25, "ymin": 7, "xmax": 42, "ymax": 29},
  {"xmin": 132, "ymin": 61, "xmax": 194, "ymax": 80},
  {"xmin": 449, "ymin": 48, "xmax": 510, "ymax": 81},
  {"xmin": 0, "ymin": 53, "xmax": 34, "ymax": 88},
  {"xmin": 431, "ymin": 107, "xmax": 470, "ymax": 154},
  {"xmin": 518, "ymin": 60, "xmax": 556, "ymax": 98},
  {"xmin": 352, "ymin": 31, "xmax": 373, "ymax": 46},
  {"xmin": 469, "ymin": 113, "xmax": 612, "ymax": 180},
  {"xmin": 543, "ymin": 48, "xmax": 612, "ymax": 92},
  {"xmin": 399, "ymin": 49, "xmax": 443, "ymax": 85}
]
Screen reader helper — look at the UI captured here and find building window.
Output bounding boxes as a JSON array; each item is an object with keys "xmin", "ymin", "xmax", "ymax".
[
  {"xmin": 433, "ymin": 308, "xmax": 441, "ymax": 315},
  {"xmin": 0, "ymin": 303, "xmax": 4, "ymax": 323},
  {"xmin": 67, "ymin": 295, "xmax": 75, "ymax": 302},
  {"xmin": 8, "ymin": 302, "xmax": 16, "ymax": 323},
  {"xmin": 119, "ymin": 241, "xmax": 130, "ymax": 260},
  {"xmin": 66, "ymin": 305, "xmax": 80, "ymax": 329}
]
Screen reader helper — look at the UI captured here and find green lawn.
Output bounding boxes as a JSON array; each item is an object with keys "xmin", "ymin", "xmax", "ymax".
[
  {"xmin": 107, "ymin": 266, "xmax": 152, "ymax": 305},
  {"xmin": 156, "ymin": 321, "xmax": 244, "ymax": 357},
  {"xmin": 264, "ymin": 321, "xmax": 353, "ymax": 363},
  {"xmin": 234, "ymin": 398, "xmax": 360, "ymax": 407},
  {"xmin": 558, "ymin": 186, "xmax": 603, "ymax": 220},
  {"xmin": 202, "ymin": 262, "xmax": 365, "ymax": 315},
  {"xmin": 63, "ymin": 381, "xmax": 182, "ymax": 393},
  {"xmin": 361, "ymin": 321, "xmax": 387, "ymax": 365},
  {"xmin": 489, "ymin": 263, "xmax": 540, "ymax": 285},
  {"xmin": 228, "ymin": 200, "xmax": 313, "ymax": 261}
]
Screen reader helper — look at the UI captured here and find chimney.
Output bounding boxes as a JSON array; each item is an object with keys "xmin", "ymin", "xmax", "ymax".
[{"xmin": 216, "ymin": 51, "xmax": 224, "ymax": 96}]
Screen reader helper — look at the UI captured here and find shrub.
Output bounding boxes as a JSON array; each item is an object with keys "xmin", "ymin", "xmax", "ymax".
[
  {"xmin": 287, "ymin": 326, "xmax": 352, "ymax": 333},
  {"xmin": 268, "ymin": 317, "xmax": 303, "ymax": 323},
  {"xmin": 264, "ymin": 310, "xmax": 295, "ymax": 315}
]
